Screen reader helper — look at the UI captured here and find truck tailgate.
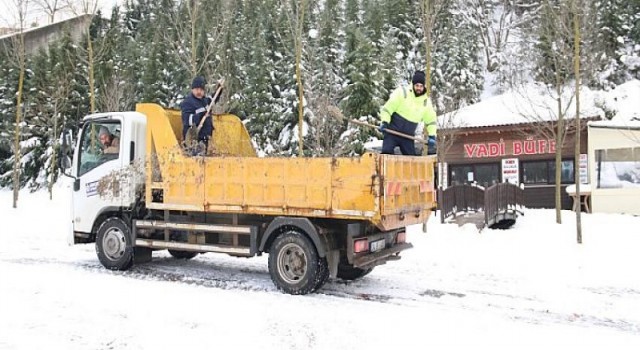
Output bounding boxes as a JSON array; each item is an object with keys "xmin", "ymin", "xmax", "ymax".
[{"xmin": 378, "ymin": 154, "xmax": 436, "ymax": 231}]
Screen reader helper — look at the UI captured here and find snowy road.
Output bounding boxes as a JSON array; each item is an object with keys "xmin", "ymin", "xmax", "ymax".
[{"xmin": 1, "ymin": 187, "xmax": 639, "ymax": 349}]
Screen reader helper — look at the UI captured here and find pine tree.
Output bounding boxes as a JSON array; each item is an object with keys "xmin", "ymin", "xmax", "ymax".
[
  {"xmin": 304, "ymin": 0, "xmax": 349, "ymax": 155},
  {"xmin": 341, "ymin": 28, "xmax": 382, "ymax": 154},
  {"xmin": 239, "ymin": 0, "xmax": 282, "ymax": 154},
  {"xmin": 593, "ymin": 0, "xmax": 640, "ymax": 86},
  {"xmin": 533, "ymin": 0, "xmax": 574, "ymax": 86},
  {"xmin": 430, "ymin": 0, "xmax": 483, "ymax": 112},
  {"xmin": 0, "ymin": 49, "xmax": 19, "ymax": 187},
  {"xmin": 383, "ymin": 0, "xmax": 418, "ymax": 67},
  {"xmin": 224, "ymin": 0, "xmax": 252, "ymax": 116},
  {"xmin": 594, "ymin": 0, "xmax": 629, "ymax": 86}
]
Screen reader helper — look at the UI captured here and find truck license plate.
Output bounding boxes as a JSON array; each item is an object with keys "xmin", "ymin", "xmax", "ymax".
[{"xmin": 370, "ymin": 239, "xmax": 385, "ymax": 252}]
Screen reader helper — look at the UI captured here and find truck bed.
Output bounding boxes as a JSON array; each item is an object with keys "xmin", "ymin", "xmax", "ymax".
[{"xmin": 137, "ymin": 104, "xmax": 436, "ymax": 231}]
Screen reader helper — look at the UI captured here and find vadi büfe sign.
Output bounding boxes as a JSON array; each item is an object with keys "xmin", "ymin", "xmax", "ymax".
[{"xmin": 464, "ymin": 138, "xmax": 557, "ymax": 158}]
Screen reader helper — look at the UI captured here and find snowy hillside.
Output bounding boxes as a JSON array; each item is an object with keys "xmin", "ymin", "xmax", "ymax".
[{"xmin": 1, "ymin": 186, "xmax": 639, "ymax": 349}]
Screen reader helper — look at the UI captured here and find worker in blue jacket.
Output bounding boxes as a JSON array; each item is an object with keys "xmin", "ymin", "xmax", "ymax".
[
  {"xmin": 181, "ymin": 76, "xmax": 214, "ymax": 147},
  {"xmin": 378, "ymin": 71, "xmax": 437, "ymax": 155}
]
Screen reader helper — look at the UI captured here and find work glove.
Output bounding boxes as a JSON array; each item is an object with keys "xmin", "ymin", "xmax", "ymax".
[
  {"xmin": 427, "ymin": 135, "xmax": 437, "ymax": 155},
  {"xmin": 378, "ymin": 122, "xmax": 388, "ymax": 133},
  {"xmin": 211, "ymin": 79, "xmax": 225, "ymax": 103}
]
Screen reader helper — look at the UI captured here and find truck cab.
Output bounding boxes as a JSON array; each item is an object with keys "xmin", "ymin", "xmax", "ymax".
[{"xmin": 69, "ymin": 112, "xmax": 146, "ymax": 243}]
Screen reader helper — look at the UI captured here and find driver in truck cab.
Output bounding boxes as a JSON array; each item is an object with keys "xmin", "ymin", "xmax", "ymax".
[{"xmin": 99, "ymin": 126, "xmax": 120, "ymax": 154}]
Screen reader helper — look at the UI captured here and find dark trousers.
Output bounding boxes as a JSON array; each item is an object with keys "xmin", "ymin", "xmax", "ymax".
[{"xmin": 381, "ymin": 133, "xmax": 416, "ymax": 155}]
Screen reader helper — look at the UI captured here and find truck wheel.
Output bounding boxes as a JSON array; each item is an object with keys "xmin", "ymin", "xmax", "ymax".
[
  {"xmin": 314, "ymin": 257, "xmax": 330, "ymax": 291},
  {"xmin": 168, "ymin": 250, "xmax": 198, "ymax": 260},
  {"xmin": 268, "ymin": 231, "xmax": 322, "ymax": 295},
  {"xmin": 96, "ymin": 217, "xmax": 134, "ymax": 271},
  {"xmin": 337, "ymin": 263, "xmax": 373, "ymax": 281}
]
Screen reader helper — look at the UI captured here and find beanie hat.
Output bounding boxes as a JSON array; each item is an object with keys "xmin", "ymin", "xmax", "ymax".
[
  {"xmin": 98, "ymin": 126, "xmax": 110, "ymax": 137},
  {"xmin": 412, "ymin": 70, "xmax": 426, "ymax": 86},
  {"xmin": 191, "ymin": 76, "xmax": 206, "ymax": 89}
]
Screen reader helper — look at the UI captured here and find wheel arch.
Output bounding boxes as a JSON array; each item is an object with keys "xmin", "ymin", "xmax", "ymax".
[
  {"xmin": 260, "ymin": 217, "xmax": 327, "ymax": 258},
  {"xmin": 89, "ymin": 206, "xmax": 128, "ymax": 241}
]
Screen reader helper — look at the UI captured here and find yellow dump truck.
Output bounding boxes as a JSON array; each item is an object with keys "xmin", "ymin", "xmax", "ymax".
[{"xmin": 62, "ymin": 103, "xmax": 436, "ymax": 294}]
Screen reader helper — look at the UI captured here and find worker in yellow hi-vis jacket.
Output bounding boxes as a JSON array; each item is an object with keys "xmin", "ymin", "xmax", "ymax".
[{"xmin": 378, "ymin": 71, "xmax": 437, "ymax": 155}]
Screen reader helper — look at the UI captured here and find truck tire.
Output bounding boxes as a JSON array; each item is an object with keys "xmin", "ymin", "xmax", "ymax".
[
  {"xmin": 96, "ymin": 217, "xmax": 134, "ymax": 271},
  {"xmin": 315, "ymin": 257, "xmax": 330, "ymax": 291},
  {"xmin": 337, "ymin": 263, "xmax": 373, "ymax": 281},
  {"xmin": 168, "ymin": 250, "xmax": 198, "ymax": 260},
  {"xmin": 268, "ymin": 231, "xmax": 323, "ymax": 295}
]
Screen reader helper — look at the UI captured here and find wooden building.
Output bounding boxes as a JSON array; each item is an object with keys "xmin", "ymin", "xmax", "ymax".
[
  {"xmin": 437, "ymin": 90, "xmax": 597, "ymax": 209},
  {"xmin": 439, "ymin": 123, "xmax": 590, "ymax": 209}
]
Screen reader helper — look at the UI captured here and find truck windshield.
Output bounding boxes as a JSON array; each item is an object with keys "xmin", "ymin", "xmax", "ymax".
[{"xmin": 78, "ymin": 121, "xmax": 121, "ymax": 176}]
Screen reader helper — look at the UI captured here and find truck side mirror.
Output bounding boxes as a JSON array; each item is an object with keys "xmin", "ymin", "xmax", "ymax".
[
  {"xmin": 59, "ymin": 130, "xmax": 75, "ymax": 177},
  {"xmin": 60, "ymin": 154, "xmax": 72, "ymax": 170}
]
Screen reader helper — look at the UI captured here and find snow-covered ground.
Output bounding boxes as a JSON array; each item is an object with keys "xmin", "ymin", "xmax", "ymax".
[{"xmin": 1, "ymin": 186, "xmax": 639, "ymax": 349}]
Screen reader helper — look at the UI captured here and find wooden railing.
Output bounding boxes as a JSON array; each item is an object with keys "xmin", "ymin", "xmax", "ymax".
[
  {"xmin": 438, "ymin": 184, "xmax": 485, "ymax": 224},
  {"xmin": 439, "ymin": 182, "xmax": 524, "ymax": 228},
  {"xmin": 484, "ymin": 183, "xmax": 525, "ymax": 228}
]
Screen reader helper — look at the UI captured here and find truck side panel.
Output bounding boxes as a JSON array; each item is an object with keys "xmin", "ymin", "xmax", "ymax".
[
  {"xmin": 137, "ymin": 103, "xmax": 435, "ymax": 231},
  {"xmin": 205, "ymin": 157, "xmax": 333, "ymax": 211}
]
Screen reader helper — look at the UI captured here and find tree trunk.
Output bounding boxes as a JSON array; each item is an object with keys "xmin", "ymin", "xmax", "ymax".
[
  {"xmin": 87, "ymin": 28, "xmax": 96, "ymax": 113},
  {"xmin": 573, "ymin": 0, "xmax": 583, "ymax": 244},
  {"xmin": 191, "ymin": 1, "xmax": 197, "ymax": 77},
  {"xmin": 296, "ymin": 43, "xmax": 304, "ymax": 156},
  {"xmin": 554, "ymin": 90, "xmax": 563, "ymax": 224},
  {"xmin": 49, "ymin": 111, "xmax": 59, "ymax": 200},
  {"xmin": 13, "ymin": 48, "xmax": 26, "ymax": 209},
  {"xmin": 424, "ymin": 0, "xmax": 432, "ymax": 97},
  {"xmin": 295, "ymin": 0, "xmax": 306, "ymax": 157}
]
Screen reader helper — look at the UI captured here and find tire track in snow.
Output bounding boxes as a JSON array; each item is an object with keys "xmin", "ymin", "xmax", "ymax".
[{"xmin": 3, "ymin": 255, "xmax": 639, "ymax": 334}]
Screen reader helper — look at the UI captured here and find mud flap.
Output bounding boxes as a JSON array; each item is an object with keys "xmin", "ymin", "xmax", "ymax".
[
  {"xmin": 134, "ymin": 247, "xmax": 152, "ymax": 264},
  {"xmin": 326, "ymin": 250, "xmax": 340, "ymax": 279}
]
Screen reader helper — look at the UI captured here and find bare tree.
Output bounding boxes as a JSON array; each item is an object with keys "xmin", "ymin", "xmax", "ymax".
[
  {"xmin": 64, "ymin": 0, "xmax": 99, "ymax": 112},
  {"xmin": 99, "ymin": 69, "xmax": 135, "ymax": 112},
  {"xmin": 514, "ymin": 89, "xmax": 574, "ymax": 224},
  {"xmin": 2, "ymin": 0, "xmax": 31, "ymax": 208},
  {"xmin": 459, "ymin": 0, "xmax": 538, "ymax": 72},
  {"xmin": 419, "ymin": 0, "xmax": 449, "ymax": 97},
  {"xmin": 307, "ymin": 92, "xmax": 347, "ymax": 156},
  {"xmin": 165, "ymin": 0, "xmax": 232, "ymax": 79},
  {"xmin": 33, "ymin": 0, "xmax": 68, "ymax": 23},
  {"xmin": 435, "ymin": 102, "xmax": 465, "ymax": 165},
  {"xmin": 45, "ymin": 59, "xmax": 72, "ymax": 199},
  {"xmin": 572, "ymin": 0, "xmax": 582, "ymax": 243},
  {"xmin": 512, "ymin": 0, "xmax": 597, "ymax": 224},
  {"xmin": 511, "ymin": 0, "xmax": 575, "ymax": 224},
  {"xmin": 280, "ymin": 0, "xmax": 308, "ymax": 157},
  {"xmin": 303, "ymin": 25, "xmax": 349, "ymax": 157}
]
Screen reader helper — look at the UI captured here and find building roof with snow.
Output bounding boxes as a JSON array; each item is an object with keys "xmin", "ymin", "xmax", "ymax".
[{"xmin": 441, "ymin": 79, "xmax": 640, "ymax": 130}]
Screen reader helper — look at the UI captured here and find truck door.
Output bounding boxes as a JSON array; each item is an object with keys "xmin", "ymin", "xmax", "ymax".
[{"xmin": 71, "ymin": 118, "xmax": 126, "ymax": 238}]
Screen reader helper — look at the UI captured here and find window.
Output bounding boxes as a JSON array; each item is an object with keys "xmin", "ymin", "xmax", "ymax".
[
  {"xmin": 475, "ymin": 164, "xmax": 500, "ymax": 186},
  {"xmin": 450, "ymin": 163, "xmax": 500, "ymax": 186},
  {"xmin": 596, "ymin": 147, "xmax": 640, "ymax": 189},
  {"xmin": 550, "ymin": 160, "xmax": 575, "ymax": 183},
  {"xmin": 522, "ymin": 161, "xmax": 548, "ymax": 184},
  {"xmin": 450, "ymin": 165, "xmax": 473, "ymax": 185},
  {"xmin": 522, "ymin": 160, "xmax": 575, "ymax": 185},
  {"xmin": 78, "ymin": 121, "xmax": 121, "ymax": 176}
]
